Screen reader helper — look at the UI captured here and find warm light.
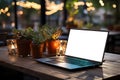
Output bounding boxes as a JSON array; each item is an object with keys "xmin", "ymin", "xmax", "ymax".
[
  {"xmin": 10, "ymin": 0, "xmax": 96, "ymax": 16},
  {"xmin": 45, "ymin": 0, "xmax": 63, "ymax": 15},
  {"xmin": 0, "ymin": 7, "xmax": 9, "ymax": 14},
  {"xmin": 99, "ymin": 0, "xmax": 104, "ymax": 6},
  {"xmin": 5, "ymin": 7, "xmax": 9, "ymax": 12},
  {"xmin": 16, "ymin": 1, "xmax": 19, "ymax": 5},
  {"xmin": 112, "ymin": 4, "xmax": 116, "ymax": 8},
  {"xmin": 10, "ymin": 57, "xmax": 16, "ymax": 62},
  {"xmin": 2, "ymin": 22, "xmax": 6, "ymax": 29},
  {"xmin": 86, "ymin": 2, "xmax": 93, "ymax": 7},
  {"xmin": 87, "ymin": 7, "xmax": 95, "ymax": 11},
  {"xmin": 0, "ymin": 9, "xmax": 3, "ymax": 13},
  {"xmin": 17, "ymin": 11, "xmax": 23, "ymax": 15},
  {"xmin": 74, "ymin": 1, "xmax": 85, "ymax": 9},
  {"xmin": 16, "ymin": 1, "xmax": 41, "ymax": 10},
  {"xmin": 101, "ymin": 3, "xmax": 104, "ymax": 6},
  {"xmin": 74, "ymin": 5, "xmax": 78, "ymax": 9},
  {"xmin": 53, "ymin": 41, "xmax": 60, "ymax": 48},
  {"xmin": 7, "ymin": 39, "xmax": 17, "ymax": 55},
  {"xmin": 11, "ymin": 44, "xmax": 15, "ymax": 49},
  {"xmin": 7, "ymin": 13, "xmax": 10, "ymax": 16},
  {"xmin": 11, "ymin": 22, "xmax": 15, "ymax": 27},
  {"xmin": 74, "ymin": 1, "xmax": 85, "ymax": 6},
  {"xmin": 12, "ymin": 2, "xmax": 15, "ymax": 5},
  {"xmin": 0, "ymin": 0, "xmax": 96, "ymax": 16},
  {"xmin": 15, "ymin": 0, "xmax": 63, "ymax": 15},
  {"xmin": 0, "ymin": 0, "xmax": 97, "ymax": 16},
  {"xmin": 31, "ymin": 2, "xmax": 41, "ymax": 10},
  {"xmin": 67, "ymin": 16, "xmax": 74, "ymax": 22},
  {"xmin": 58, "ymin": 40, "xmax": 67, "ymax": 56}
]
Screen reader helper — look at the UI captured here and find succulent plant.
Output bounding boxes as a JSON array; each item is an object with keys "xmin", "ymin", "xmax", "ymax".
[
  {"xmin": 41, "ymin": 24, "xmax": 62, "ymax": 40},
  {"xmin": 12, "ymin": 24, "xmax": 62, "ymax": 45},
  {"xmin": 12, "ymin": 27, "xmax": 34, "ymax": 40},
  {"xmin": 31, "ymin": 28, "xmax": 47, "ymax": 45}
]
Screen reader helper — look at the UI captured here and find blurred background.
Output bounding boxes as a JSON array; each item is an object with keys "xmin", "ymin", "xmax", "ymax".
[{"xmin": 0, "ymin": 0, "xmax": 120, "ymax": 53}]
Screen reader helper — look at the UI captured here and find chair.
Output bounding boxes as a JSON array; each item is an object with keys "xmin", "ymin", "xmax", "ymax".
[{"xmin": 106, "ymin": 32, "xmax": 120, "ymax": 54}]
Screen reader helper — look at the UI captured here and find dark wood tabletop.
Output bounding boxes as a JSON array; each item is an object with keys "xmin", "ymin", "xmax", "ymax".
[{"xmin": 0, "ymin": 46, "xmax": 120, "ymax": 80}]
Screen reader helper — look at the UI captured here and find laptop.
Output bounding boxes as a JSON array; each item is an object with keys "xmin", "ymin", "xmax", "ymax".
[{"xmin": 36, "ymin": 29, "xmax": 108, "ymax": 70}]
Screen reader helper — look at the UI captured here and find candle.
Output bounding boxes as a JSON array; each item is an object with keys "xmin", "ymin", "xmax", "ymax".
[
  {"xmin": 59, "ymin": 40, "xmax": 67, "ymax": 56},
  {"xmin": 59, "ymin": 46, "xmax": 63, "ymax": 56},
  {"xmin": 10, "ymin": 44, "xmax": 16, "ymax": 55},
  {"xmin": 7, "ymin": 39, "xmax": 17, "ymax": 55},
  {"xmin": 11, "ymin": 44, "xmax": 15, "ymax": 49}
]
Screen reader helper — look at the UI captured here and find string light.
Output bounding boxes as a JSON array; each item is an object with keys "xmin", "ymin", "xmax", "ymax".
[
  {"xmin": 0, "ymin": 7, "xmax": 9, "ymax": 14},
  {"xmin": 6, "ymin": 12, "xmax": 10, "ymax": 16},
  {"xmin": 99, "ymin": 0, "xmax": 104, "ymax": 6},
  {"xmin": 45, "ymin": 0, "xmax": 63, "ymax": 15},
  {"xmin": 112, "ymin": 4, "xmax": 116, "ymax": 8},
  {"xmin": 1, "ymin": 0, "xmax": 96, "ymax": 16},
  {"xmin": 87, "ymin": 7, "xmax": 95, "ymax": 11},
  {"xmin": 86, "ymin": 2, "xmax": 93, "ymax": 7},
  {"xmin": 17, "ymin": 10, "xmax": 23, "ymax": 15},
  {"xmin": 15, "ymin": 1, "xmax": 41, "ymax": 10}
]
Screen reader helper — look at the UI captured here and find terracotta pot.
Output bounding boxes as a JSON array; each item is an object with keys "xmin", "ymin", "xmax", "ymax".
[
  {"xmin": 16, "ymin": 39, "xmax": 31, "ymax": 57},
  {"xmin": 30, "ymin": 43, "xmax": 44, "ymax": 58},
  {"xmin": 47, "ymin": 40, "xmax": 60, "ymax": 56}
]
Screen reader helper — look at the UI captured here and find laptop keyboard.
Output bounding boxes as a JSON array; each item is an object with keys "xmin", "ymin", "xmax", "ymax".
[
  {"xmin": 67, "ymin": 57, "xmax": 97, "ymax": 66},
  {"xmin": 49, "ymin": 56, "xmax": 97, "ymax": 66}
]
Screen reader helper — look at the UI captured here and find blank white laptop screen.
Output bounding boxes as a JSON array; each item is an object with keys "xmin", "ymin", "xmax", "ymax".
[{"xmin": 65, "ymin": 29, "xmax": 108, "ymax": 62}]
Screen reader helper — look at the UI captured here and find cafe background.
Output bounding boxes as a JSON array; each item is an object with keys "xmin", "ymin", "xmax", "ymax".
[{"xmin": 0, "ymin": 0, "xmax": 120, "ymax": 54}]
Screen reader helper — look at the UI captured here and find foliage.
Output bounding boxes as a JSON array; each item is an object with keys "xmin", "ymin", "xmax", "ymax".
[
  {"xmin": 66, "ymin": 0, "xmax": 79, "ymax": 17},
  {"xmin": 87, "ymin": 0, "xmax": 119, "ymax": 10},
  {"xmin": 12, "ymin": 27, "xmax": 34, "ymax": 40},
  {"xmin": 31, "ymin": 24, "xmax": 62, "ymax": 45},
  {"xmin": 13, "ymin": 24, "xmax": 62, "ymax": 45},
  {"xmin": 31, "ymin": 29, "xmax": 46, "ymax": 44},
  {"xmin": 87, "ymin": 0, "xmax": 120, "ymax": 24},
  {"xmin": 41, "ymin": 24, "xmax": 62, "ymax": 40},
  {"xmin": 87, "ymin": 0, "xmax": 101, "ymax": 9},
  {"xmin": 85, "ymin": 22, "xmax": 93, "ymax": 29}
]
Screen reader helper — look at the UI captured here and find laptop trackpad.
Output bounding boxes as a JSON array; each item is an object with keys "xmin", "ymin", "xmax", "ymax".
[{"xmin": 54, "ymin": 63, "xmax": 81, "ymax": 69}]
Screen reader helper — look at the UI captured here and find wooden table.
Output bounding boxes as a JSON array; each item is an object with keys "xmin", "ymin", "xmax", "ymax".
[{"xmin": 0, "ymin": 47, "xmax": 120, "ymax": 80}]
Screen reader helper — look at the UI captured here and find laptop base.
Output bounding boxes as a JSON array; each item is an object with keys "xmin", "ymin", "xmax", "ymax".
[{"xmin": 36, "ymin": 56, "xmax": 101, "ymax": 71}]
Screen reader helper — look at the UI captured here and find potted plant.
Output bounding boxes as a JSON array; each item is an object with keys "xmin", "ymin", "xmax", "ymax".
[
  {"xmin": 12, "ymin": 27, "xmax": 34, "ymax": 57},
  {"xmin": 41, "ymin": 24, "xmax": 62, "ymax": 56},
  {"xmin": 30, "ymin": 27, "xmax": 47, "ymax": 58}
]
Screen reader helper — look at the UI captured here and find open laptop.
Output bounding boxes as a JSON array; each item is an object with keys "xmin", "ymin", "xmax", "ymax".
[{"xmin": 36, "ymin": 29, "xmax": 108, "ymax": 70}]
